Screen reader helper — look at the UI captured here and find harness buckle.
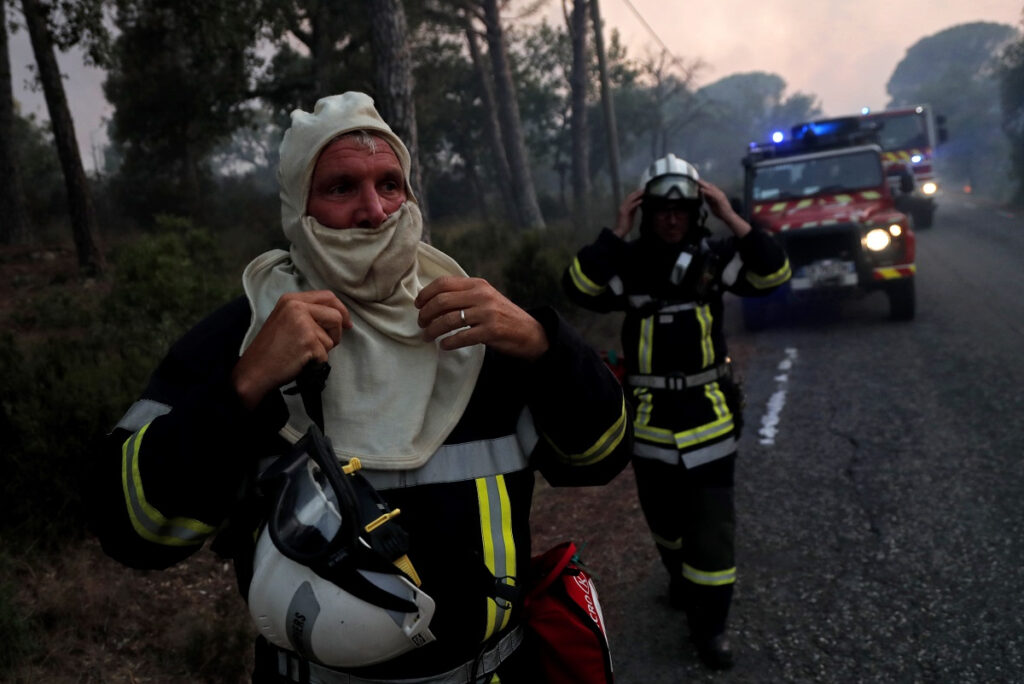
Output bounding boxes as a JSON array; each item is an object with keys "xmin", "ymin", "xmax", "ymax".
[{"xmin": 666, "ymin": 372, "xmax": 688, "ymax": 391}]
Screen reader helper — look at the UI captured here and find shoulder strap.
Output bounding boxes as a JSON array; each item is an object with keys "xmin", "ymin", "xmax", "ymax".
[{"xmin": 284, "ymin": 361, "xmax": 331, "ymax": 431}]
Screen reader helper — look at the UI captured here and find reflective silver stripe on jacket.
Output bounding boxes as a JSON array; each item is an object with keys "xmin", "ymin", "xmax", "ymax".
[
  {"xmin": 627, "ymin": 295, "xmax": 699, "ymax": 313},
  {"xmin": 122, "ymin": 424, "xmax": 215, "ymax": 545},
  {"xmin": 627, "ymin": 362, "xmax": 730, "ymax": 391},
  {"xmin": 361, "ymin": 410, "xmax": 538, "ymax": 490},
  {"xmin": 116, "ymin": 399, "xmax": 172, "ymax": 432},
  {"xmin": 721, "ymin": 253, "xmax": 743, "ymax": 287},
  {"xmin": 274, "ymin": 625, "xmax": 525, "ymax": 684},
  {"xmin": 634, "ymin": 436, "xmax": 737, "ymax": 468}
]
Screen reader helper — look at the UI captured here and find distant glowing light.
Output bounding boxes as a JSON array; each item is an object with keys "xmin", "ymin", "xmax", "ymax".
[
  {"xmin": 771, "ymin": 131, "xmax": 784, "ymax": 143},
  {"xmin": 861, "ymin": 107, "xmax": 871, "ymax": 115},
  {"xmin": 915, "ymin": 106, "xmax": 924, "ymax": 114},
  {"xmin": 922, "ymin": 181, "xmax": 938, "ymax": 195},
  {"xmin": 911, "ymin": 154, "xmax": 923, "ymax": 164}
]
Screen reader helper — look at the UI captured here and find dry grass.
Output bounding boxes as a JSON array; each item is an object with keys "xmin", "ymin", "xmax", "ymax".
[{"xmin": 4, "ymin": 539, "xmax": 254, "ymax": 683}]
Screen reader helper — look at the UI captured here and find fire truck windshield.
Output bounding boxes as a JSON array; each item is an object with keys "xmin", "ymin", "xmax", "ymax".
[
  {"xmin": 752, "ymin": 149, "xmax": 883, "ymax": 201},
  {"xmin": 871, "ymin": 112, "xmax": 928, "ymax": 151}
]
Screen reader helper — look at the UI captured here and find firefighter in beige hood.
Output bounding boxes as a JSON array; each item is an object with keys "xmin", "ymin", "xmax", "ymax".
[{"xmin": 235, "ymin": 92, "xmax": 548, "ymax": 469}]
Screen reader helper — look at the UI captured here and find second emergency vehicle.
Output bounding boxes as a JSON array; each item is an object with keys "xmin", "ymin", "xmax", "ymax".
[{"xmin": 798, "ymin": 105, "xmax": 947, "ymax": 227}]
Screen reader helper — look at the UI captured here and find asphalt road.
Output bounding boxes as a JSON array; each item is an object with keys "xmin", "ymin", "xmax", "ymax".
[{"xmin": 549, "ymin": 194, "xmax": 1024, "ymax": 683}]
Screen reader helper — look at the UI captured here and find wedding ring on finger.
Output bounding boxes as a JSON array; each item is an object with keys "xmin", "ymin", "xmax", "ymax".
[{"xmin": 460, "ymin": 309, "xmax": 468, "ymax": 326}]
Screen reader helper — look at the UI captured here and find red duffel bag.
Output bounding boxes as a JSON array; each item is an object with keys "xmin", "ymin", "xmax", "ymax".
[{"xmin": 523, "ymin": 541, "xmax": 614, "ymax": 683}]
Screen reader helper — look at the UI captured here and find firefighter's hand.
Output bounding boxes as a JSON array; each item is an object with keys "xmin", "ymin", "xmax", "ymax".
[
  {"xmin": 416, "ymin": 276, "xmax": 549, "ymax": 360},
  {"xmin": 698, "ymin": 179, "xmax": 751, "ymax": 238},
  {"xmin": 232, "ymin": 291, "xmax": 352, "ymax": 409},
  {"xmin": 613, "ymin": 189, "xmax": 645, "ymax": 239}
]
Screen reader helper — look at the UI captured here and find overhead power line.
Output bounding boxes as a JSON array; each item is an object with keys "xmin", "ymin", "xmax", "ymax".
[{"xmin": 618, "ymin": 0, "xmax": 675, "ymax": 57}]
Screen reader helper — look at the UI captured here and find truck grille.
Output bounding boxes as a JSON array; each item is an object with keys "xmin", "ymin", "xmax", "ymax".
[{"xmin": 777, "ymin": 223, "xmax": 862, "ymax": 268}]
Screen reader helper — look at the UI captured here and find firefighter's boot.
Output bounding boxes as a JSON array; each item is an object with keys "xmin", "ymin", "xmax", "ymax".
[{"xmin": 683, "ymin": 582, "xmax": 734, "ymax": 670}]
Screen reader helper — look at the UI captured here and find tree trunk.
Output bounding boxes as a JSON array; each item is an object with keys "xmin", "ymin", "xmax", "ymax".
[
  {"xmin": 590, "ymin": 0, "xmax": 622, "ymax": 211},
  {"xmin": 0, "ymin": 0, "xmax": 30, "ymax": 245},
  {"xmin": 21, "ymin": 0, "xmax": 104, "ymax": 275},
  {"xmin": 464, "ymin": 18, "xmax": 517, "ymax": 225},
  {"xmin": 568, "ymin": 0, "xmax": 589, "ymax": 232},
  {"xmin": 310, "ymin": 1, "xmax": 333, "ymax": 101},
  {"xmin": 479, "ymin": 0, "xmax": 544, "ymax": 230},
  {"xmin": 454, "ymin": 135, "xmax": 491, "ymax": 224},
  {"xmin": 368, "ymin": 0, "xmax": 430, "ymax": 242}
]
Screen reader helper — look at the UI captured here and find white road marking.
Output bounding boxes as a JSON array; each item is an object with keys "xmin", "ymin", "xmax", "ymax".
[{"xmin": 758, "ymin": 347, "xmax": 799, "ymax": 446}]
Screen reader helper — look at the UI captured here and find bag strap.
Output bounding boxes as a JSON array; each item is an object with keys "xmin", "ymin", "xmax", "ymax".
[
  {"xmin": 526, "ymin": 541, "xmax": 578, "ymax": 600},
  {"xmin": 284, "ymin": 361, "xmax": 331, "ymax": 431}
]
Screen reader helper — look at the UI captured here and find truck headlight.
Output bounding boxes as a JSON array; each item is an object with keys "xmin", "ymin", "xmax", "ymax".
[
  {"xmin": 865, "ymin": 228, "xmax": 892, "ymax": 251},
  {"xmin": 921, "ymin": 181, "xmax": 937, "ymax": 195}
]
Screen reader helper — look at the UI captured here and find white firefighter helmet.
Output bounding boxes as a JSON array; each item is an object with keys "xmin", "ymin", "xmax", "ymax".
[
  {"xmin": 248, "ymin": 425, "xmax": 436, "ymax": 668},
  {"xmin": 639, "ymin": 153, "xmax": 701, "ymax": 201},
  {"xmin": 248, "ymin": 526, "xmax": 436, "ymax": 668}
]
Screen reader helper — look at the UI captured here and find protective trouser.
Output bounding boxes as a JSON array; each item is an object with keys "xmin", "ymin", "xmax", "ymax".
[{"xmin": 632, "ymin": 453, "xmax": 736, "ymax": 640}]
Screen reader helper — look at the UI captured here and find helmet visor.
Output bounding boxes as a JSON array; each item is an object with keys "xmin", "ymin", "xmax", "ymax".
[
  {"xmin": 263, "ymin": 428, "xmax": 350, "ymax": 562},
  {"xmin": 645, "ymin": 174, "xmax": 700, "ymax": 201}
]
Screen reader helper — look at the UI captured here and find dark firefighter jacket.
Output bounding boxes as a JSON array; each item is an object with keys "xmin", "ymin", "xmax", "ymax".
[
  {"xmin": 88, "ymin": 295, "xmax": 631, "ymax": 681},
  {"xmin": 563, "ymin": 227, "xmax": 790, "ymax": 468}
]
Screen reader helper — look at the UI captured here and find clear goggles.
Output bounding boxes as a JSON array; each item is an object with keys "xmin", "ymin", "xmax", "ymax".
[
  {"xmin": 644, "ymin": 174, "xmax": 701, "ymax": 201},
  {"xmin": 259, "ymin": 424, "xmax": 420, "ymax": 613}
]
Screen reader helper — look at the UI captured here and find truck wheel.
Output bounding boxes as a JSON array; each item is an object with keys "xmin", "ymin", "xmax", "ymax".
[
  {"xmin": 887, "ymin": 279, "xmax": 915, "ymax": 321},
  {"xmin": 742, "ymin": 297, "xmax": 770, "ymax": 331}
]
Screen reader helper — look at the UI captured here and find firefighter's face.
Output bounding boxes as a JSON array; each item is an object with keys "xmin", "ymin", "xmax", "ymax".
[
  {"xmin": 306, "ymin": 135, "xmax": 407, "ymax": 229},
  {"xmin": 648, "ymin": 201, "xmax": 691, "ymax": 244}
]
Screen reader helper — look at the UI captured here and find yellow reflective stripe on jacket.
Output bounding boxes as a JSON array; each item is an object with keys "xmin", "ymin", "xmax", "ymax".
[
  {"xmin": 633, "ymin": 382, "xmax": 734, "ymax": 449},
  {"xmin": 651, "ymin": 531, "xmax": 683, "ymax": 551},
  {"xmin": 475, "ymin": 475, "xmax": 516, "ymax": 641},
  {"xmin": 697, "ymin": 304, "xmax": 714, "ymax": 367},
  {"xmin": 121, "ymin": 423, "xmax": 215, "ymax": 546},
  {"xmin": 543, "ymin": 395, "xmax": 628, "ymax": 466},
  {"xmin": 568, "ymin": 257, "xmax": 606, "ymax": 297},
  {"xmin": 638, "ymin": 316, "xmax": 654, "ymax": 373},
  {"xmin": 683, "ymin": 563, "xmax": 736, "ymax": 586},
  {"xmin": 635, "ymin": 414, "xmax": 734, "ymax": 449},
  {"xmin": 634, "ymin": 387, "xmax": 654, "ymax": 428},
  {"xmin": 746, "ymin": 258, "xmax": 792, "ymax": 289}
]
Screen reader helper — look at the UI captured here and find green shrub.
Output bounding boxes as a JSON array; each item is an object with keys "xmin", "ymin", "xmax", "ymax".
[
  {"xmin": 501, "ymin": 229, "xmax": 573, "ymax": 312},
  {"xmin": 0, "ymin": 218, "xmax": 239, "ymax": 546}
]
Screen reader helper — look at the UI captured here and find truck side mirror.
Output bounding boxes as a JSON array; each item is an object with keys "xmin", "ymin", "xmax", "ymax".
[{"xmin": 936, "ymin": 114, "xmax": 949, "ymax": 144}]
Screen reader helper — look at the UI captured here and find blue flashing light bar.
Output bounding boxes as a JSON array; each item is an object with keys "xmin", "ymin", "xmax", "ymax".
[{"xmin": 771, "ymin": 131, "xmax": 784, "ymax": 143}]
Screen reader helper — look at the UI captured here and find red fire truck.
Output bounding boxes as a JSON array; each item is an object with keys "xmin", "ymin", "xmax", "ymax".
[
  {"xmin": 739, "ymin": 118, "xmax": 916, "ymax": 329},
  {"xmin": 799, "ymin": 105, "xmax": 948, "ymax": 228}
]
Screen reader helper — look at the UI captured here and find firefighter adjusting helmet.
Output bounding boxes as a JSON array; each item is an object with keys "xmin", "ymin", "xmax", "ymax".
[
  {"xmin": 247, "ymin": 424, "xmax": 436, "ymax": 668},
  {"xmin": 639, "ymin": 153, "xmax": 701, "ymax": 202}
]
